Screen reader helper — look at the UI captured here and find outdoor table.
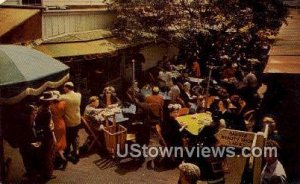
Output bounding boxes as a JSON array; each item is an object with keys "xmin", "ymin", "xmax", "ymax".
[
  {"xmin": 171, "ymin": 64, "xmax": 186, "ymax": 71},
  {"xmin": 189, "ymin": 77, "xmax": 218, "ymax": 85},
  {"xmin": 102, "ymin": 105, "xmax": 129, "ymax": 124},
  {"xmin": 167, "ymin": 71, "xmax": 181, "ymax": 78},
  {"xmin": 189, "ymin": 77, "xmax": 204, "ymax": 84},
  {"xmin": 176, "ymin": 112, "xmax": 213, "ymax": 136},
  {"xmin": 122, "ymin": 104, "xmax": 136, "ymax": 115}
]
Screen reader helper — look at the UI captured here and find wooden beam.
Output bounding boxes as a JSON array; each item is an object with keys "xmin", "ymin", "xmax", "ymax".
[{"xmin": 253, "ymin": 131, "xmax": 267, "ymax": 184}]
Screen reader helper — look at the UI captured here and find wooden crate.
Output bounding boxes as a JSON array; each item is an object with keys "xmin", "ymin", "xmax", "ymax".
[{"xmin": 103, "ymin": 124, "xmax": 127, "ymax": 156}]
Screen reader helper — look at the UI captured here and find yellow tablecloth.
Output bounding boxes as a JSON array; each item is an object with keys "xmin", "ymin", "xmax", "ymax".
[{"xmin": 176, "ymin": 113, "xmax": 212, "ymax": 135}]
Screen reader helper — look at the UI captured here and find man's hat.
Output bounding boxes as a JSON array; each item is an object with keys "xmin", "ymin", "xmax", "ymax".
[
  {"xmin": 64, "ymin": 82, "xmax": 74, "ymax": 88},
  {"xmin": 40, "ymin": 91, "xmax": 59, "ymax": 101}
]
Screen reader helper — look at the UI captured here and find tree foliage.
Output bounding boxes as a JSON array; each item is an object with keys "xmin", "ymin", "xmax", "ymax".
[{"xmin": 108, "ymin": 0, "xmax": 287, "ymax": 63}]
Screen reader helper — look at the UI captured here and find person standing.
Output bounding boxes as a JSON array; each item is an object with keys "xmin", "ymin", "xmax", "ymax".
[
  {"xmin": 19, "ymin": 105, "xmax": 39, "ymax": 179},
  {"xmin": 35, "ymin": 92, "xmax": 58, "ymax": 181},
  {"xmin": 59, "ymin": 82, "xmax": 82, "ymax": 164},
  {"xmin": 50, "ymin": 91, "xmax": 67, "ymax": 170},
  {"xmin": 261, "ymin": 140, "xmax": 287, "ymax": 184}
]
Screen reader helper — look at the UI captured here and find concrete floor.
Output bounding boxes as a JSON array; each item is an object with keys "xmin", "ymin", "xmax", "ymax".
[{"xmin": 4, "ymin": 129, "xmax": 246, "ymax": 184}]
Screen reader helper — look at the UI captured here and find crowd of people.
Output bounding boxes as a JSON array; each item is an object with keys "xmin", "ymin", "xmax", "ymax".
[
  {"xmin": 17, "ymin": 82, "xmax": 81, "ymax": 182},
  {"xmin": 11, "ymin": 48, "xmax": 288, "ymax": 183},
  {"xmin": 5, "ymin": 23, "xmax": 289, "ymax": 183},
  {"xmin": 131, "ymin": 51, "xmax": 287, "ymax": 183}
]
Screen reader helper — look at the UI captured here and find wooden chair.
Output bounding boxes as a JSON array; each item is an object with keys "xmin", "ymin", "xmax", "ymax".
[{"xmin": 81, "ymin": 116, "xmax": 103, "ymax": 152}]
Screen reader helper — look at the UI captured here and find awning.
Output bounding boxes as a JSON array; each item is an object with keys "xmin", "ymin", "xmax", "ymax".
[
  {"xmin": 264, "ymin": 56, "xmax": 300, "ymax": 74},
  {"xmin": 269, "ymin": 42, "xmax": 300, "ymax": 56},
  {"xmin": 34, "ymin": 38, "xmax": 128, "ymax": 57},
  {"xmin": 0, "ymin": 8, "xmax": 40, "ymax": 37},
  {"xmin": 264, "ymin": 9, "xmax": 300, "ymax": 74},
  {"xmin": 33, "ymin": 29, "xmax": 152, "ymax": 58}
]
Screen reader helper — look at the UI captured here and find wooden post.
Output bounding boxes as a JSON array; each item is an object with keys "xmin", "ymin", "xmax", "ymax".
[
  {"xmin": 205, "ymin": 66, "xmax": 212, "ymax": 109},
  {"xmin": 132, "ymin": 59, "xmax": 136, "ymax": 97},
  {"xmin": 248, "ymin": 134, "xmax": 258, "ymax": 170},
  {"xmin": 253, "ymin": 132, "xmax": 267, "ymax": 184},
  {"xmin": 132, "ymin": 59, "xmax": 135, "ymax": 84}
]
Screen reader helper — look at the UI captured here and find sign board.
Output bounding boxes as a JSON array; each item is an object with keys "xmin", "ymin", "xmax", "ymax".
[{"xmin": 216, "ymin": 128, "xmax": 256, "ymax": 148}]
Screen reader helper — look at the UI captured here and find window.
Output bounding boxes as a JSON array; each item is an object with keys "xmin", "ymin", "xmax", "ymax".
[{"xmin": 22, "ymin": 0, "xmax": 42, "ymax": 5}]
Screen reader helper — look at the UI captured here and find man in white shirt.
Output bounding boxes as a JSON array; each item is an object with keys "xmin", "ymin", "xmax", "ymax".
[
  {"xmin": 59, "ymin": 82, "xmax": 81, "ymax": 163},
  {"xmin": 261, "ymin": 140, "xmax": 287, "ymax": 184}
]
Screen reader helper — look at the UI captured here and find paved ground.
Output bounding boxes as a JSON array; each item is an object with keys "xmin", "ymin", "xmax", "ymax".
[{"xmin": 4, "ymin": 129, "xmax": 246, "ymax": 184}]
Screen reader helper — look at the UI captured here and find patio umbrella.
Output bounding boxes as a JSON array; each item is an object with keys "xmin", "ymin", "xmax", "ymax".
[{"xmin": 0, "ymin": 45, "xmax": 70, "ymax": 182}]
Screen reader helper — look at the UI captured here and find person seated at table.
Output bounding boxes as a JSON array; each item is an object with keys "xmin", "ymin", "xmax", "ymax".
[
  {"xmin": 215, "ymin": 99, "xmax": 235, "ymax": 129},
  {"xmin": 84, "ymin": 96, "xmax": 105, "ymax": 129},
  {"xmin": 168, "ymin": 80, "xmax": 185, "ymax": 107},
  {"xmin": 100, "ymin": 86, "xmax": 121, "ymax": 108},
  {"xmin": 196, "ymin": 95, "xmax": 206, "ymax": 113},
  {"xmin": 81, "ymin": 96, "xmax": 106, "ymax": 154},
  {"xmin": 158, "ymin": 70, "xmax": 173, "ymax": 89},
  {"xmin": 161, "ymin": 104, "xmax": 187, "ymax": 147},
  {"xmin": 209, "ymin": 96, "xmax": 221, "ymax": 114},
  {"xmin": 145, "ymin": 86, "xmax": 164, "ymax": 119},
  {"xmin": 181, "ymin": 82, "xmax": 197, "ymax": 107},
  {"xmin": 126, "ymin": 81, "xmax": 141, "ymax": 103}
]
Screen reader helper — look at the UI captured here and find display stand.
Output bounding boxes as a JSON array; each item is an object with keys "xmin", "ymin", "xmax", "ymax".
[{"xmin": 103, "ymin": 112, "xmax": 127, "ymax": 157}]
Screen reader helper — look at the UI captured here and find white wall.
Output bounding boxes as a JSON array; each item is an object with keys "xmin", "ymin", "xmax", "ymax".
[
  {"xmin": 42, "ymin": 10, "xmax": 116, "ymax": 39},
  {"xmin": 43, "ymin": 0, "xmax": 107, "ymax": 6},
  {"xmin": 2, "ymin": 0, "xmax": 109, "ymax": 6}
]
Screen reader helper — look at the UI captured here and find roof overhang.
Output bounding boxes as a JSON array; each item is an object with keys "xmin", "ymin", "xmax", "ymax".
[{"xmin": 0, "ymin": 7, "xmax": 40, "ymax": 37}]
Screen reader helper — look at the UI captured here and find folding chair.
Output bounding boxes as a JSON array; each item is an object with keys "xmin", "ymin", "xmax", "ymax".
[{"xmin": 81, "ymin": 116, "xmax": 103, "ymax": 152}]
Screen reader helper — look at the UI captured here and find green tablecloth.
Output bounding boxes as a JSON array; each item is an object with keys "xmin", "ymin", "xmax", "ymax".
[{"xmin": 176, "ymin": 113, "xmax": 212, "ymax": 135}]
